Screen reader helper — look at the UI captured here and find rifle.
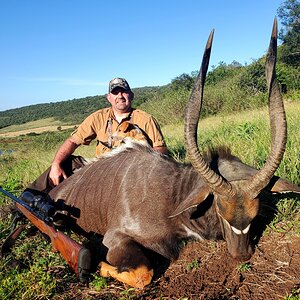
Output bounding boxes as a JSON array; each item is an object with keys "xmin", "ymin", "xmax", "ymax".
[{"xmin": 0, "ymin": 186, "xmax": 91, "ymax": 283}]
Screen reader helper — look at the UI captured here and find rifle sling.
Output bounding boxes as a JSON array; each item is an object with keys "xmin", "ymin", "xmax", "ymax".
[{"xmin": 1, "ymin": 224, "xmax": 27, "ymax": 258}]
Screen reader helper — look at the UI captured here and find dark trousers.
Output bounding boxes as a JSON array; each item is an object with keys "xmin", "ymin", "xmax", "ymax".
[{"xmin": 25, "ymin": 155, "xmax": 87, "ymax": 195}]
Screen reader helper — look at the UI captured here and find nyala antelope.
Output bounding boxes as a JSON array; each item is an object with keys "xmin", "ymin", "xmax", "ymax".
[{"xmin": 48, "ymin": 19, "xmax": 300, "ymax": 288}]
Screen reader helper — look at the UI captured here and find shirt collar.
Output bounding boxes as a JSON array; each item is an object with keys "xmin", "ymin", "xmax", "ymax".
[{"xmin": 109, "ymin": 107, "xmax": 134, "ymax": 123}]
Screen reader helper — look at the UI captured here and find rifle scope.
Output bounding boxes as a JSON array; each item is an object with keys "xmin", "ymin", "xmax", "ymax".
[{"xmin": 20, "ymin": 191, "xmax": 56, "ymax": 218}]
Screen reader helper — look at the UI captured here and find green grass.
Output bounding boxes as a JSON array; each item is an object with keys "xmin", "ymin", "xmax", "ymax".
[
  {"xmin": 164, "ymin": 101, "xmax": 300, "ymax": 182},
  {"xmin": 285, "ymin": 288, "xmax": 300, "ymax": 300},
  {"xmin": 236, "ymin": 262, "xmax": 252, "ymax": 273},
  {"xmin": 89, "ymin": 274, "xmax": 108, "ymax": 291},
  {"xmin": 186, "ymin": 259, "xmax": 201, "ymax": 271},
  {"xmin": 0, "ymin": 230, "xmax": 63, "ymax": 299},
  {"xmin": 0, "ymin": 101, "xmax": 299, "ymax": 298}
]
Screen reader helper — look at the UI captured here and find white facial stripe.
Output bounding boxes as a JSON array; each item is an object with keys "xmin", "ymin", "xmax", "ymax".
[
  {"xmin": 217, "ymin": 211, "xmax": 251, "ymax": 235},
  {"xmin": 242, "ymin": 224, "xmax": 251, "ymax": 234},
  {"xmin": 182, "ymin": 225, "xmax": 204, "ymax": 240},
  {"xmin": 231, "ymin": 226, "xmax": 242, "ymax": 235},
  {"xmin": 231, "ymin": 224, "xmax": 251, "ymax": 235}
]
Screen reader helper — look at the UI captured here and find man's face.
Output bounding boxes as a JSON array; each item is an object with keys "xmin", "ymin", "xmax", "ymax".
[{"xmin": 107, "ymin": 87, "xmax": 133, "ymax": 114}]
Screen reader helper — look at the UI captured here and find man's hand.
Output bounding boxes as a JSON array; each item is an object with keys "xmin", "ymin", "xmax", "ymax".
[
  {"xmin": 49, "ymin": 163, "xmax": 68, "ymax": 186},
  {"xmin": 49, "ymin": 137, "xmax": 80, "ymax": 186}
]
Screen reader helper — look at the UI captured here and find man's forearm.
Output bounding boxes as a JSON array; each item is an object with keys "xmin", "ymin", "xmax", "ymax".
[{"xmin": 52, "ymin": 137, "xmax": 80, "ymax": 166}]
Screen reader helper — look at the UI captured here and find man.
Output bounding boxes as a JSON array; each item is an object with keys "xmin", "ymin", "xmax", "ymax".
[{"xmin": 27, "ymin": 78, "xmax": 167, "ymax": 194}]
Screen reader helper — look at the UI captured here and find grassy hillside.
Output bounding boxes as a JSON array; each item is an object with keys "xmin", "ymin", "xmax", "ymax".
[{"xmin": 0, "ymin": 87, "xmax": 163, "ymax": 129}]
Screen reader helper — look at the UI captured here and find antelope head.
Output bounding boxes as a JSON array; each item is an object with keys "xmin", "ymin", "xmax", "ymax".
[{"xmin": 184, "ymin": 19, "xmax": 300, "ymax": 261}]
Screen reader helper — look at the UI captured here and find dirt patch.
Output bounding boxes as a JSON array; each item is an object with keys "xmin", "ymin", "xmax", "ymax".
[
  {"xmin": 154, "ymin": 234, "xmax": 300, "ymax": 299},
  {"xmin": 50, "ymin": 231, "xmax": 300, "ymax": 299}
]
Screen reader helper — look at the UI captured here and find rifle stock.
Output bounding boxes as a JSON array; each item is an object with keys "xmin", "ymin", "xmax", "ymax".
[{"xmin": 0, "ymin": 187, "xmax": 91, "ymax": 283}]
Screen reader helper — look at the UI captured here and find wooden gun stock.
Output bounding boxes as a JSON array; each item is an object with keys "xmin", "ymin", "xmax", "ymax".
[
  {"xmin": 15, "ymin": 202, "xmax": 91, "ymax": 282},
  {"xmin": 0, "ymin": 187, "xmax": 91, "ymax": 283}
]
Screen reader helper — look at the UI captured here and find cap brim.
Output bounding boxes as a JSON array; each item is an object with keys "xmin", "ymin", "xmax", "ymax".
[{"xmin": 110, "ymin": 85, "xmax": 130, "ymax": 93}]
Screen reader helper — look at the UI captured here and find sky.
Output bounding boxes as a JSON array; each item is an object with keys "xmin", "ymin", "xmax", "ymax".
[{"xmin": 0, "ymin": 0, "xmax": 284, "ymax": 111}]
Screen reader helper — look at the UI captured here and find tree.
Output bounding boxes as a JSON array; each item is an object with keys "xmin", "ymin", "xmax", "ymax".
[
  {"xmin": 171, "ymin": 73, "xmax": 195, "ymax": 91},
  {"xmin": 277, "ymin": 0, "xmax": 300, "ymax": 66}
]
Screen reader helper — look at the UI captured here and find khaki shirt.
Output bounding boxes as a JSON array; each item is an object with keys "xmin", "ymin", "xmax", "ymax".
[{"xmin": 71, "ymin": 108, "xmax": 166, "ymax": 156}]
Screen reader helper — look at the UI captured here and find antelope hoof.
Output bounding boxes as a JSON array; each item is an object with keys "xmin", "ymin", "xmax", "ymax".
[{"xmin": 99, "ymin": 261, "xmax": 153, "ymax": 288}]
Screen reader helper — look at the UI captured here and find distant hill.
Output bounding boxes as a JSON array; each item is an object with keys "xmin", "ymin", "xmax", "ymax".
[{"xmin": 0, "ymin": 86, "xmax": 164, "ymax": 129}]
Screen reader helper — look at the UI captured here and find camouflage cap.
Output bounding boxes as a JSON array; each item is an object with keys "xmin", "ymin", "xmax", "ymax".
[{"xmin": 108, "ymin": 78, "xmax": 131, "ymax": 93}]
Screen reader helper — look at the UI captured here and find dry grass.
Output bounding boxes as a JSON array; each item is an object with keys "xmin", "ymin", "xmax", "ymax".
[{"xmin": 0, "ymin": 117, "xmax": 77, "ymax": 137}]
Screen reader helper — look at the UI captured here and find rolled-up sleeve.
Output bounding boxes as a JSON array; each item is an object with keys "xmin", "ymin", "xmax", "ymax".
[
  {"xmin": 145, "ymin": 116, "xmax": 166, "ymax": 148},
  {"xmin": 71, "ymin": 114, "xmax": 97, "ymax": 145}
]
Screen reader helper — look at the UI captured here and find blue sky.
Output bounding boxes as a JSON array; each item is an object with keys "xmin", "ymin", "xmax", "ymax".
[{"xmin": 0, "ymin": 0, "xmax": 284, "ymax": 111}]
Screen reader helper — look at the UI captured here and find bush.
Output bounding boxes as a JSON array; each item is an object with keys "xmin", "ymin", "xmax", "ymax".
[{"xmin": 140, "ymin": 88, "xmax": 190, "ymax": 126}]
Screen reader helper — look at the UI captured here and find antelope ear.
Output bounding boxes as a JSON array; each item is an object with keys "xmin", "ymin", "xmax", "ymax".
[
  {"xmin": 169, "ymin": 186, "xmax": 211, "ymax": 218},
  {"xmin": 266, "ymin": 176, "xmax": 300, "ymax": 194},
  {"xmin": 218, "ymin": 156, "xmax": 257, "ymax": 182},
  {"xmin": 218, "ymin": 158, "xmax": 300, "ymax": 194},
  {"xmin": 119, "ymin": 121, "xmax": 130, "ymax": 132}
]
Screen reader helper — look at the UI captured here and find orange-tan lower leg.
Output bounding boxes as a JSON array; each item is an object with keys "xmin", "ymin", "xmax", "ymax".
[{"xmin": 99, "ymin": 261, "xmax": 153, "ymax": 288}]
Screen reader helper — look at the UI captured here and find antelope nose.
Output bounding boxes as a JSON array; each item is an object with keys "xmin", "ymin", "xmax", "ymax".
[
  {"xmin": 235, "ymin": 253, "xmax": 252, "ymax": 262},
  {"xmin": 232, "ymin": 245, "xmax": 254, "ymax": 262}
]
